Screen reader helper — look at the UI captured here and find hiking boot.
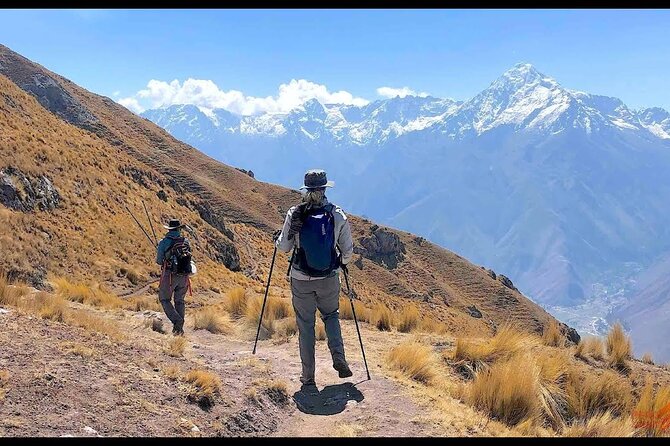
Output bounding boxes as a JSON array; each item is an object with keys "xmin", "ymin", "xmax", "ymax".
[
  {"xmin": 333, "ymin": 359, "xmax": 353, "ymax": 378},
  {"xmin": 172, "ymin": 321, "xmax": 184, "ymax": 336}
]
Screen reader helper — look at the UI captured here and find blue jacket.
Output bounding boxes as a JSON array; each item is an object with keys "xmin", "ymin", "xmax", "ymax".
[{"xmin": 156, "ymin": 230, "xmax": 189, "ymax": 266}]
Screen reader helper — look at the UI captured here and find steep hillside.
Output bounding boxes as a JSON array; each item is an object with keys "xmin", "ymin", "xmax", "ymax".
[{"xmin": 0, "ymin": 43, "xmax": 568, "ymax": 340}]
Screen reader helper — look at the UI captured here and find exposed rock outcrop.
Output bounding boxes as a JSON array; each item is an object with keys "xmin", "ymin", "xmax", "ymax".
[
  {"xmin": 0, "ymin": 167, "xmax": 60, "ymax": 212},
  {"xmin": 354, "ymin": 226, "xmax": 406, "ymax": 270}
]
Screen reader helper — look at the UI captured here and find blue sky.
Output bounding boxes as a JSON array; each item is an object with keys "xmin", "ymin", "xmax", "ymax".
[{"xmin": 1, "ymin": 9, "xmax": 669, "ymax": 113}]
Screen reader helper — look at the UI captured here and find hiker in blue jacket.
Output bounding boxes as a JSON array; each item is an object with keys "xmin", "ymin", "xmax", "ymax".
[
  {"xmin": 156, "ymin": 219, "xmax": 192, "ymax": 336},
  {"xmin": 275, "ymin": 169, "xmax": 355, "ymax": 387}
]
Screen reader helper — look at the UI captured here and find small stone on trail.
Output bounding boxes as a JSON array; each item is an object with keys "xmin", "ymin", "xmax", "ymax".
[
  {"xmin": 83, "ymin": 426, "xmax": 98, "ymax": 435},
  {"xmin": 0, "ymin": 308, "xmax": 10, "ymax": 314}
]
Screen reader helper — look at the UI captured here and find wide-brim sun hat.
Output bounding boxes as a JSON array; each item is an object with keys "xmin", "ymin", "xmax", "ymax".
[
  {"xmin": 163, "ymin": 218, "xmax": 184, "ymax": 230},
  {"xmin": 299, "ymin": 169, "xmax": 334, "ymax": 190}
]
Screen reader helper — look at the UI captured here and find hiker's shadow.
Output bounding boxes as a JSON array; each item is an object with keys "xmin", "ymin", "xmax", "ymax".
[{"xmin": 292, "ymin": 382, "xmax": 364, "ymax": 416}]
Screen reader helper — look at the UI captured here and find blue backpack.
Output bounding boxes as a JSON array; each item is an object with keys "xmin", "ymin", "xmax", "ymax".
[{"xmin": 296, "ymin": 204, "xmax": 340, "ymax": 277}]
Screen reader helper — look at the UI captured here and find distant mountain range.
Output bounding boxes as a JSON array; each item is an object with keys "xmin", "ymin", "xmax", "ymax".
[{"xmin": 140, "ymin": 63, "xmax": 670, "ymax": 360}]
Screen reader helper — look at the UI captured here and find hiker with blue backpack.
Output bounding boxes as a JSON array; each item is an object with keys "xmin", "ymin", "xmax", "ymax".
[
  {"xmin": 274, "ymin": 169, "xmax": 355, "ymax": 387},
  {"xmin": 156, "ymin": 218, "xmax": 193, "ymax": 336}
]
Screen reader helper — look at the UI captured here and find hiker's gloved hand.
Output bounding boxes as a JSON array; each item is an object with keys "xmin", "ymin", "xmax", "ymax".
[
  {"xmin": 272, "ymin": 229, "xmax": 282, "ymax": 242},
  {"xmin": 287, "ymin": 203, "xmax": 307, "ymax": 240}
]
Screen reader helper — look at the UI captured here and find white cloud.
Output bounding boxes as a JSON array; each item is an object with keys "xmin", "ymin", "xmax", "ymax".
[
  {"xmin": 376, "ymin": 86, "xmax": 429, "ymax": 99},
  {"xmin": 118, "ymin": 78, "xmax": 369, "ymax": 116},
  {"xmin": 112, "ymin": 91, "xmax": 120, "ymax": 97},
  {"xmin": 118, "ymin": 97, "xmax": 144, "ymax": 114}
]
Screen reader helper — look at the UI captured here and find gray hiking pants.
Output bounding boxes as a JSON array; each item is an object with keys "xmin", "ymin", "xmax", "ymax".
[
  {"xmin": 291, "ymin": 274, "xmax": 346, "ymax": 383},
  {"xmin": 159, "ymin": 272, "xmax": 189, "ymax": 326}
]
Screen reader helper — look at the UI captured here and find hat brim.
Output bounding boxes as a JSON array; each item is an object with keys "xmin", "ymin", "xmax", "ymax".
[
  {"xmin": 299, "ymin": 180, "xmax": 334, "ymax": 190},
  {"xmin": 163, "ymin": 224, "xmax": 184, "ymax": 230}
]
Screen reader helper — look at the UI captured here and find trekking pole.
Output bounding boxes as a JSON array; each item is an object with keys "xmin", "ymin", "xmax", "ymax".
[
  {"xmin": 342, "ymin": 264, "xmax": 371, "ymax": 381},
  {"xmin": 125, "ymin": 206, "xmax": 156, "ymax": 249},
  {"xmin": 142, "ymin": 200, "xmax": 158, "ymax": 246},
  {"xmin": 253, "ymin": 244, "xmax": 277, "ymax": 354}
]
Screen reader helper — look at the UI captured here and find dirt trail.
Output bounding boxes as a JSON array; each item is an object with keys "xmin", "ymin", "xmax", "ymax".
[
  {"xmin": 178, "ymin": 315, "xmax": 437, "ymax": 437},
  {"xmin": 1, "ymin": 291, "xmax": 439, "ymax": 437}
]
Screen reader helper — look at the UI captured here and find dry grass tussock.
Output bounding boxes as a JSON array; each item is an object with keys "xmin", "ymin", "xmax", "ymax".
[
  {"xmin": 224, "ymin": 287, "xmax": 247, "ymax": 318},
  {"xmin": 163, "ymin": 365, "xmax": 182, "ymax": 381},
  {"xmin": 565, "ymin": 369, "xmax": 632, "ymax": 421},
  {"xmin": 641, "ymin": 353, "xmax": 654, "ymax": 365},
  {"xmin": 634, "ymin": 381, "xmax": 670, "ymax": 437},
  {"xmin": 562, "ymin": 411, "xmax": 636, "ymax": 437},
  {"xmin": 371, "ymin": 302, "xmax": 393, "ymax": 331},
  {"xmin": 316, "ymin": 318, "xmax": 327, "ymax": 341},
  {"xmin": 396, "ymin": 305, "xmax": 420, "ymax": 333},
  {"xmin": 193, "ymin": 307, "xmax": 234, "ymax": 335},
  {"xmin": 35, "ymin": 292, "xmax": 67, "ymax": 322},
  {"xmin": 575, "ymin": 336, "xmax": 605, "ymax": 361},
  {"xmin": 53, "ymin": 277, "xmax": 124, "ymax": 309},
  {"xmin": 165, "ymin": 336, "xmax": 187, "ymax": 357},
  {"xmin": 338, "ymin": 296, "xmax": 369, "ymax": 322},
  {"xmin": 468, "ymin": 353, "xmax": 541, "ymax": 426},
  {"xmin": 452, "ymin": 323, "xmax": 536, "ymax": 377},
  {"xmin": 130, "ymin": 295, "xmax": 162, "ymax": 312},
  {"xmin": 387, "ymin": 340, "xmax": 438, "ymax": 384},
  {"xmin": 418, "ymin": 316, "xmax": 448, "ymax": 335},
  {"xmin": 183, "ymin": 369, "xmax": 222, "ymax": 408},
  {"xmin": 273, "ymin": 316, "xmax": 297, "ymax": 340},
  {"xmin": 542, "ymin": 319, "xmax": 565, "ymax": 348},
  {"xmin": 244, "ymin": 294, "xmax": 292, "ymax": 336},
  {"xmin": 606, "ymin": 323, "xmax": 632, "ymax": 372},
  {"xmin": 0, "ymin": 272, "xmax": 15, "ymax": 306}
]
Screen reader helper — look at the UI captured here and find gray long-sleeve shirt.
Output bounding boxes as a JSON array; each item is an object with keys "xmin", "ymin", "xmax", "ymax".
[{"xmin": 276, "ymin": 198, "xmax": 354, "ymax": 281}]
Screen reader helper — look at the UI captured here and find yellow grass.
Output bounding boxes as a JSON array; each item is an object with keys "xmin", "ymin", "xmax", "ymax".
[
  {"xmin": 396, "ymin": 305, "xmax": 420, "ymax": 333},
  {"xmin": 565, "ymin": 369, "xmax": 632, "ymax": 421},
  {"xmin": 452, "ymin": 323, "xmax": 535, "ymax": 377},
  {"xmin": 634, "ymin": 381, "xmax": 670, "ymax": 437},
  {"xmin": 184, "ymin": 369, "xmax": 222, "ymax": 407},
  {"xmin": 193, "ymin": 307, "xmax": 234, "ymax": 334},
  {"xmin": 244, "ymin": 295, "xmax": 288, "ymax": 336},
  {"xmin": 36, "ymin": 292, "xmax": 66, "ymax": 322},
  {"xmin": 339, "ymin": 296, "xmax": 369, "ymax": 322},
  {"xmin": 542, "ymin": 319, "xmax": 565, "ymax": 348},
  {"xmin": 224, "ymin": 287, "xmax": 247, "ymax": 318},
  {"xmin": 387, "ymin": 340, "xmax": 437, "ymax": 384},
  {"xmin": 418, "ymin": 316, "xmax": 449, "ymax": 335},
  {"xmin": 468, "ymin": 354, "xmax": 541, "ymax": 426},
  {"xmin": 54, "ymin": 277, "xmax": 124, "ymax": 309},
  {"xmin": 575, "ymin": 336, "xmax": 606, "ymax": 361},
  {"xmin": 606, "ymin": 323, "xmax": 632, "ymax": 372},
  {"xmin": 371, "ymin": 302, "xmax": 393, "ymax": 331},
  {"xmin": 536, "ymin": 350, "xmax": 571, "ymax": 429},
  {"xmin": 641, "ymin": 353, "xmax": 654, "ymax": 365},
  {"xmin": 273, "ymin": 317, "xmax": 298, "ymax": 340},
  {"xmin": 165, "ymin": 336, "xmax": 187, "ymax": 357},
  {"xmin": 129, "ymin": 295, "xmax": 162, "ymax": 312},
  {"xmin": 0, "ymin": 272, "xmax": 18, "ymax": 307},
  {"xmin": 562, "ymin": 412, "xmax": 636, "ymax": 437},
  {"xmin": 314, "ymin": 318, "xmax": 326, "ymax": 341},
  {"xmin": 163, "ymin": 365, "xmax": 182, "ymax": 381}
]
